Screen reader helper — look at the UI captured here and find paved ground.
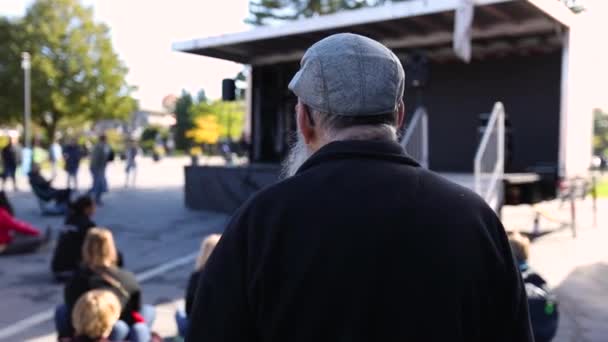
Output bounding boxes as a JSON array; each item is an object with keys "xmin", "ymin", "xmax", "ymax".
[{"xmin": 0, "ymin": 160, "xmax": 606, "ymax": 341}]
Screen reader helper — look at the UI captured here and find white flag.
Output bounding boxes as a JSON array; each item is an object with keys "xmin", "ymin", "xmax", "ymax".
[{"xmin": 454, "ymin": 0, "xmax": 474, "ymax": 63}]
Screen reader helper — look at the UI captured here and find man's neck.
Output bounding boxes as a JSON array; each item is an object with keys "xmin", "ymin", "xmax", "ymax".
[{"xmin": 327, "ymin": 125, "xmax": 398, "ymax": 144}]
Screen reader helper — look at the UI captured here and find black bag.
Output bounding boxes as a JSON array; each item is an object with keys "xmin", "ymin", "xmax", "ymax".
[{"xmin": 523, "ymin": 269, "xmax": 559, "ymax": 342}]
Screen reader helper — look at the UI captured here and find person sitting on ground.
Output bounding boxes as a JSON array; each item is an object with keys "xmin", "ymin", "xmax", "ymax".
[
  {"xmin": 175, "ymin": 234, "xmax": 221, "ymax": 337},
  {"xmin": 28, "ymin": 163, "xmax": 71, "ymax": 204},
  {"xmin": 51, "ymin": 196, "xmax": 123, "ymax": 281},
  {"xmin": 55, "ymin": 228, "xmax": 155, "ymax": 341},
  {"xmin": 509, "ymin": 231, "xmax": 559, "ymax": 342},
  {"xmin": 62, "ymin": 289, "xmax": 123, "ymax": 342},
  {"xmin": 0, "ymin": 191, "xmax": 50, "ymax": 255},
  {"xmin": 62, "ymin": 289, "xmax": 157, "ymax": 342}
]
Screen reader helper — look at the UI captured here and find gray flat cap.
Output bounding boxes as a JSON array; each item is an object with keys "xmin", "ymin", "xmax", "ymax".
[{"xmin": 289, "ymin": 33, "xmax": 405, "ymax": 116}]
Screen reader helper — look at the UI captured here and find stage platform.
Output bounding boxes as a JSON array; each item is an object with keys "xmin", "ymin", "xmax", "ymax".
[{"xmin": 184, "ymin": 165, "xmax": 542, "ymax": 214}]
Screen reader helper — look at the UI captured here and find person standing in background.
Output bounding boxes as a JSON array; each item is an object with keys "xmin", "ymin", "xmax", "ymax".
[
  {"xmin": 89, "ymin": 135, "xmax": 111, "ymax": 205},
  {"xmin": 1, "ymin": 137, "xmax": 19, "ymax": 192},
  {"xmin": 49, "ymin": 139, "xmax": 63, "ymax": 181},
  {"xmin": 63, "ymin": 138, "xmax": 82, "ymax": 190},
  {"xmin": 124, "ymin": 139, "xmax": 138, "ymax": 188}
]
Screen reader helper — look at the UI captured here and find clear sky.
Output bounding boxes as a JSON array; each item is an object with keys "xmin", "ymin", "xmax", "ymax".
[{"xmin": 0, "ymin": 0, "xmax": 250, "ymax": 111}]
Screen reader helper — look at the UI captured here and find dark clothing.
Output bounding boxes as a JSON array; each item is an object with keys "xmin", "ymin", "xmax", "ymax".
[
  {"xmin": 63, "ymin": 144, "xmax": 82, "ymax": 174},
  {"xmin": 28, "ymin": 171, "xmax": 71, "ymax": 203},
  {"xmin": 521, "ymin": 264, "xmax": 559, "ymax": 342},
  {"xmin": 185, "ymin": 270, "xmax": 202, "ymax": 316},
  {"xmin": 65, "ymin": 266, "xmax": 142, "ymax": 326},
  {"xmin": 187, "ymin": 140, "xmax": 533, "ymax": 342},
  {"xmin": 51, "ymin": 214, "xmax": 96, "ymax": 277},
  {"xmin": 1, "ymin": 144, "xmax": 17, "ymax": 170},
  {"xmin": 0, "ymin": 232, "xmax": 47, "ymax": 255}
]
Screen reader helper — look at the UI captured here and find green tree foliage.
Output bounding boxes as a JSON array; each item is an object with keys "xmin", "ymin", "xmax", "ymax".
[
  {"xmin": 593, "ymin": 109, "xmax": 608, "ymax": 157},
  {"xmin": 0, "ymin": 0, "xmax": 136, "ymax": 139},
  {"xmin": 247, "ymin": 0, "xmax": 404, "ymax": 25},
  {"xmin": 174, "ymin": 90, "xmax": 194, "ymax": 150},
  {"xmin": 0, "ymin": 18, "xmax": 23, "ymax": 125}
]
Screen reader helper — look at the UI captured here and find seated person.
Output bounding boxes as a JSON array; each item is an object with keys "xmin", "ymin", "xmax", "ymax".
[
  {"xmin": 51, "ymin": 196, "xmax": 124, "ymax": 281},
  {"xmin": 55, "ymin": 228, "xmax": 155, "ymax": 341},
  {"xmin": 175, "ymin": 234, "xmax": 221, "ymax": 337},
  {"xmin": 0, "ymin": 191, "xmax": 50, "ymax": 255},
  {"xmin": 61, "ymin": 289, "xmax": 154, "ymax": 342},
  {"xmin": 28, "ymin": 163, "xmax": 71, "ymax": 204},
  {"xmin": 509, "ymin": 232, "xmax": 559, "ymax": 342}
]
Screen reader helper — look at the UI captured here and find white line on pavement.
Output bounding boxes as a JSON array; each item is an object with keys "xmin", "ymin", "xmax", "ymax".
[{"xmin": 0, "ymin": 252, "xmax": 198, "ymax": 340}]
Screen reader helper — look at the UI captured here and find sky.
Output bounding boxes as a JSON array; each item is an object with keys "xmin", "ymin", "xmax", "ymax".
[{"xmin": 0, "ymin": 0, "xmax": 250, "ymax": 111}]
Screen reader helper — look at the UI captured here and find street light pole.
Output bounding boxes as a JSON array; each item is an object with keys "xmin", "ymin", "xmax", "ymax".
[{"xmin": 21, "ymin": 52, "xmax": 31, "ymax": 149}]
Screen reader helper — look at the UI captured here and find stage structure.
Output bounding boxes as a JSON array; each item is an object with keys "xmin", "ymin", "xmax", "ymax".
[{"xmin": 175, "ymin": 0, "xmax": 597, "ymax": 213}]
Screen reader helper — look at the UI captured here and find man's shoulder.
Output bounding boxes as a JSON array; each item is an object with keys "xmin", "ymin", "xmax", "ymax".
[{"xmin": 415, "ymin": 169, "xmax": 494, "ymax": 212}]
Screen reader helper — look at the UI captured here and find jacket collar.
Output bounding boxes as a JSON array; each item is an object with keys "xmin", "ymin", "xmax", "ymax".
[{"xmin": 297, "ymin": 139, "xmax": 420, "ymax": 175}]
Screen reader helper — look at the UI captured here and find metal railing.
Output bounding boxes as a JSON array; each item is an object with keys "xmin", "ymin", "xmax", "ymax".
[
  {"xmin": 401, "ymin": 106, "xmax": 429, "ymax": 168},
  {"xmin": 474, "ymin": 102, "xmax": 505, "ymax": 211}
]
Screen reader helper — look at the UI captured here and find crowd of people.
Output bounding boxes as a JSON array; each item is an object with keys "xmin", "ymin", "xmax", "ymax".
[{"xmin": 1, "ymin": 134, "xmax": 141, "ymax": 203}]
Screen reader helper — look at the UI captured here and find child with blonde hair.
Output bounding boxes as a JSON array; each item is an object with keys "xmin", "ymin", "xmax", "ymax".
[
  {"xmin": 175, "ymin": 234, "xmax": 221, "ymax": 337},
  {"xmin": 70, "ymin": 290, "xmax": 121, "ymax": 341}
]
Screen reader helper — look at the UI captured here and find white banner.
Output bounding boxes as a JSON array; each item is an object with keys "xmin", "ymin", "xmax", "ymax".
[{"xmin": 453, "ymin": 0, "xmax": 475, "ymax": 63}]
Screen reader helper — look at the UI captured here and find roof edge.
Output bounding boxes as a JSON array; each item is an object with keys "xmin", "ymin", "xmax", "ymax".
[{"xmin": 172, "ymin": 0, "xmax": 512, "ymax": 53}]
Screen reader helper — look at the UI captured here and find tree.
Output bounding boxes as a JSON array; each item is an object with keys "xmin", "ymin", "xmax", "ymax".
[
  {"xmin": 593, "ymin": 109, "xmax": 608, "ymax": 157},
  {"xmin": 0, "ymin": 0, "xmax": 136, "ymax": 140},
  {"xmin": 197, "ymin": 89, "xmax": 208, "ymax": 104},
  {"xmin": 190, "ymin": 100, "xmax": 245, "ymax": 141},
  {"xmin": 247, "ymin": 0, "xmax": 394, "ymax": 25},
  {"xmin": 0, "ymin": 18, "xmax": 24, "ymax": 125},
  {"xmin": 174, "ymin": 90, "xmax": 194, "ymax": 150},
  {"xmin": 186, "ymin": 116, "xmax": 221, "ymax": 145}
]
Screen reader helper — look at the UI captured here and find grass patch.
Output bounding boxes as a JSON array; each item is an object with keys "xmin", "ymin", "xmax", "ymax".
[{"xmin": 596, "ymin": 179, "xmax": 608, "ymax": 198}]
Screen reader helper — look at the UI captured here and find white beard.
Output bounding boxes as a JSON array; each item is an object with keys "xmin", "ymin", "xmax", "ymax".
[{"xmin": 280, "ymin": 132, "xmax": 312, "ymax": 179}]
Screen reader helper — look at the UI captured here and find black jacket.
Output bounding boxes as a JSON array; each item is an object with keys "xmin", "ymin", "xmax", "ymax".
[
  {"xmin": 1, "ymin": 145, "xmax": 17, "ymax": 169},
  {"xmin": 187, "ymin": 140, "xmax": 533, "ymax": 342},
  {"xmin": 51, "ymin": 214, "xmax": 96, "ymax": 277},
  {"xmin": 65, "ymin": 266, "xmax": 142, "ymax": 325},
  {"xmin": 185, "ymin": 270, "xmax": 202, "ymax": 316},
  {"xmin": 51, "ymin": 215, "xmax": 124, "ymax": 278}
]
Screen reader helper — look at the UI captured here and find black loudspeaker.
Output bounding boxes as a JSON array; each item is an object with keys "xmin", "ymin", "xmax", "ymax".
[
  {"xmin": 405, "ymin": 52, "xmax": 429, "ymax": 89},
  {"xmin": 222, "ymin": 79, "xmax": 236, "ymax": 101}
]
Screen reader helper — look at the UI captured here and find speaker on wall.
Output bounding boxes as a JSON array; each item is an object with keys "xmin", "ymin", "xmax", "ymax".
[
  {"xmin": 405, "ymin": 52, "xmax": 429, "ymax": 89},
  {"xmin": 222, "ymin": 79, "xmax": 236, "ymax": 101}
]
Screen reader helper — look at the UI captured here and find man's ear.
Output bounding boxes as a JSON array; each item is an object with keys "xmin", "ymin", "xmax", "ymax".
[
  {"xmin": 297, "ymin": 102, "xmax": 316, "ymax": 145},
  {"xmin": 396, "ymin": 99, "xmax": 405, "ymax": 129}
]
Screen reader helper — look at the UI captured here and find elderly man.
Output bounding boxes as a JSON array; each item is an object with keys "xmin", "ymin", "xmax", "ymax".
[{"xmin": 188, "ymin": 33, "xmax": 533, "ymax": 342}]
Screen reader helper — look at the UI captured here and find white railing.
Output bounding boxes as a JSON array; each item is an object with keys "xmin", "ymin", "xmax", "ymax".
[
  {"xmin": 401, "ymin": 106, "xmax": 429, "ymax": 168},
  {"xmin": 474, "ymin": 102, "xmax": 505, "ymax": 211}
]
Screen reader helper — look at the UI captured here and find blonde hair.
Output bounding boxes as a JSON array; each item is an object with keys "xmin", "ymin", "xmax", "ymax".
[
  {"xmin": 195, "ymin": 234, "xmax": 221, "ymax": 271},
  {"xmin": 508, "ymin": 231, "xmax": 530, "ymax": 264},
  {"xmin": 72, "ymin": 290, "xmax": 121, "ymax": 338},
  {"xmin": 82, "ymin": 228, "xmax": 118, "ymax": 268}
]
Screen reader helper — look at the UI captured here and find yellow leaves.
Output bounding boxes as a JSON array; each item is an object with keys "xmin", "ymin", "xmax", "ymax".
[{"xmin": 186, "ymin": 115, "xmax": 221, "ymax": 144}]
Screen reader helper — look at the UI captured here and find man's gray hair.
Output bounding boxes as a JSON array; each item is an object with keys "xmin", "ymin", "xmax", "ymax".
[{"xmin": 306, "ymin": 105, "xmax": 399, "ymax": 142}]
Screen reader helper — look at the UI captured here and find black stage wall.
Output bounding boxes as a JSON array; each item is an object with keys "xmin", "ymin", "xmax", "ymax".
[
  {"xmin": 249, "ymin": 51, "xmax": 562, "ymax": 173},
  {"xmin": 407, "ymin": 51, "xmax": 562, "ymax": 173}
]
